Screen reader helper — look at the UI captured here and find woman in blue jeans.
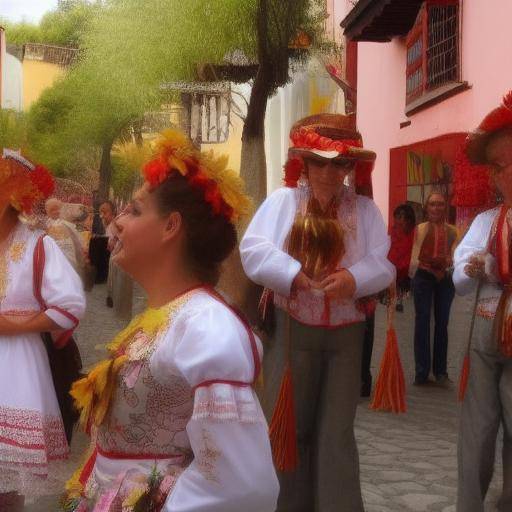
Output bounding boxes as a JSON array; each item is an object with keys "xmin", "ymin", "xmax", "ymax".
[{"xmin": 410, "ymin": 192, "xmax": 459, "ymax": 385}]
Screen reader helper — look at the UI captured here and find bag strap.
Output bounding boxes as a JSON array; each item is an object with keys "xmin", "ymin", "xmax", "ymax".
[{"xmin": 33, "ymin": 235, "xmax": 47, "ymax": 309}]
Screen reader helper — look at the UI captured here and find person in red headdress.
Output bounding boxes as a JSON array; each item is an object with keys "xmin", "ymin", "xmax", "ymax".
[
  {"xmin": 454, "ymin": 91, "xmax": 512, "ymax": 511},
  {"xmin": 240, "ymin": 114, "xmax": 395, "ymax": 511},
  {"xmin": 0, "ymin": 149, "xmax": 86, "ymax": 511}
]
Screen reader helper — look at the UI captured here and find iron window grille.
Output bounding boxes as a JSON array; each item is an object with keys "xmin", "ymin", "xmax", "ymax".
[{"xmin": 406, "ymin": 1, "xmax": 460, "ymax": 105}]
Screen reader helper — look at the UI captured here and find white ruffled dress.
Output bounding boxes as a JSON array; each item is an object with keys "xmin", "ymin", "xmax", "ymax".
[{"xmin": 0, "ymin": 222, "xmax": 86, "ymax": 495}]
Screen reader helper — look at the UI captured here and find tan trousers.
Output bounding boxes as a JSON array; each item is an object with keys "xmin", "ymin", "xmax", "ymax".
[
  {"xmin": 457, "ymin": 290, "xmax": 512, "ymax": 512},
  {"xmin": 261, "ymin": 310, "xmax": 365, "ymax": 512}
]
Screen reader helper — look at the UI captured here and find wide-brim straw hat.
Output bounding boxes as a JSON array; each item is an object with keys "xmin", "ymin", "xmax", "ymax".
[
  {"xmin": 283, "ymin": 113, "xmax": 376, "ymax": 196},
  {"xmin": 466, "ymin": 90, "xmax": 512, "ymax": 164},
  {"xmin": 288, "ymin": 113, "xmax": 376, "ymax": 164}
]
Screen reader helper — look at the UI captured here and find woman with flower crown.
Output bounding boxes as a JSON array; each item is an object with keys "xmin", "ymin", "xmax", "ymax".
[
  {"xmin": 0, "ymin": 150, "xmax": 86, "ymax": 511},
  {"xmin": 63, "ymin": 130, "xmax": 279, "ymax": 512}
]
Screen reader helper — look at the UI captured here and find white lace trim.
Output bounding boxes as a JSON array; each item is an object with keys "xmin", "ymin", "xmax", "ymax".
[{"xmin": 192, "ymin": 383, "xmax": 261, "ymax": 423}]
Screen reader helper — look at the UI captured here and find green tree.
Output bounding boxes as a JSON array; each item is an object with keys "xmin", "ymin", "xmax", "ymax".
[
  {"xmin": 26, "ymin": 0, "xmax": 329, "ymax": 202},
  {"xmin": 2, "ymin": 0, "xmax": 99, "ymax": 47},
  {"xmin": 0, "ymin": 110, "xmax": 28, "ymax": 152},
  {"xmin": 68, "ymin": 0, "xmax": 328, "ymax": 202}
]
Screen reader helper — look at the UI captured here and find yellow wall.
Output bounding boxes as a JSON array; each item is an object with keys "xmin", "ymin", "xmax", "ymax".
[
  {"xmin": 201, "ymin": 112, "xmax": 243, "ymax": 174},
  {"xmin": 22, "ymin": 60, "xmax": 65, "ymax": 111}
]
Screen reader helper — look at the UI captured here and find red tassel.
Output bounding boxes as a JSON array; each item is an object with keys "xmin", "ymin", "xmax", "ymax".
[
  {"xmin": 268, "ymin": 364, "xmax": 298, "ymax": 472},
  {"xmin": 370, "ymin": 327, "xmax": 407, "ymax": 414},
  {"xmin": 458, "ymin": 353, "xmax": 470, "ymax": 402},
  {"xmin": 499, "ymin": 312, "xmax": 512, "ymax": 358}
]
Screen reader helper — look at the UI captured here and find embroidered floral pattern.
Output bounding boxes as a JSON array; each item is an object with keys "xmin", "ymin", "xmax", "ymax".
[
  {"xmin": 0, "ymin": 226, "xmax": 27, "ymax": 303},
  {"xmin": 275, "ymin": 290, "xmax": 365, "ymax": 327},
  {"xmin": 476, "ymin": 296, "xmax": 500, "ymax": 320},
  {"xmin": 97, "ymin": 364, "xmax": 193, "ymax": 459},
  {"xmin": 9, "ymin": 241, "xmax": 26, "ymax": 263},
  {"xmin": 197, "ymin": 428, "xmax": 221, "ymax": 483},
  {"xmin": 71, "ymin": 464, "xmax": 184, "ymax": 512}
]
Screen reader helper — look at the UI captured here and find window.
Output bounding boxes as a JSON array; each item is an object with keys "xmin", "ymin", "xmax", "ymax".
[{"xmin": 405, "ymin": 1, "xmax": 460, "ymax": 106}]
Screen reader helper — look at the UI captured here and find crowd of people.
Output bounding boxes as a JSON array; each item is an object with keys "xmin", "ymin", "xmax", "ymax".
[{"xmin": 0, "ymin": 91, "xmax": 510, "ymax": 512}]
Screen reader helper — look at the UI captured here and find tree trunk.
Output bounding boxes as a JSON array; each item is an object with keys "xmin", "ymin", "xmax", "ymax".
[
  {"xmin": 240, "ymin": 0, "xmax": 273, "ymax": 206},
  {"xmin": 221, "ymin": 0, "xmax": 274, "ymax": 316},
  {"xmin": 98, "ymin": 138, "xmax": 113, "ymax": 201}
]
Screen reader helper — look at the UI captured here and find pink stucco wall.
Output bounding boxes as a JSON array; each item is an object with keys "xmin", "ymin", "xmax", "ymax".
[{"xmin": 356, "ymin": 1, "xmax": 512, "ymax": 223}]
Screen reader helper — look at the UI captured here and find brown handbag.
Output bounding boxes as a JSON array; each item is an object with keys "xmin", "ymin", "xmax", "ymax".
[{"xmin": 33, "ymin": 235, "xmax": 83, "ymax": 445}]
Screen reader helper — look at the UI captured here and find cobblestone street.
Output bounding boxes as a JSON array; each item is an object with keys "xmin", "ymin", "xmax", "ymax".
[
  {"xmin": 358, "ymin": 293, "xmax": 503, "ymax": 512},
  {"xmin": 25, "ymin": 284, "xmax": 503, "ymax": 511}
]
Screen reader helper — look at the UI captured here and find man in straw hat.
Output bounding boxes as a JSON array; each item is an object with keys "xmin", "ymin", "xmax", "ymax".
[
  {"xmin": 240, "ymin": 114, "xmax": 394, "ymax": 511},
  {"xmin": 453, "ymin": 91, "xmax": 512, "ymax": 511}
]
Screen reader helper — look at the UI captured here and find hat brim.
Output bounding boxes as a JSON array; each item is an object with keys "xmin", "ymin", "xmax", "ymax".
[{"xmin": 289, "ymin": 146, "xmax": 376, "ymax": 163}]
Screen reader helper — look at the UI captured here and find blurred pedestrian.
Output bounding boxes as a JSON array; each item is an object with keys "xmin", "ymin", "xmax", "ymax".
[
  {"xmin": 410, "ymin": 192, "xmax": 459, "ymax": 386},
  {"xmin": 388, "ymin": 203, "xmax": 416, "ymax": 311}
]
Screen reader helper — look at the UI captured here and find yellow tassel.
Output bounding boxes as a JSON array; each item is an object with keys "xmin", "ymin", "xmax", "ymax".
[{"xmin": 71, "ymin": 306, "xmax": 170, "ymax": 430}]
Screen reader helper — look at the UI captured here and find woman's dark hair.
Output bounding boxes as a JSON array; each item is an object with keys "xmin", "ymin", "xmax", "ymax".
[
  {"xmin": 152, "ymin": 174, "xmax": 237, "ymax": 285},
  {"xmin": 393, "ymin": 203, "xmax": 416, "ymax": 231}
]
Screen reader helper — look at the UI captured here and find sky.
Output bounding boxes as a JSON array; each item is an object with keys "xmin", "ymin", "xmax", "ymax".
[{"xmin": 0, "ymin": 0, "xmax": 58, "ymax": 24}]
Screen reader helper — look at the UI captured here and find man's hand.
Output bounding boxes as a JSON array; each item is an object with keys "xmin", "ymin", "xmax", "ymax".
[
  {"xmin": 320, "ymin": 269, "xmax": 356, "ymax": 300},
  {"xmin": 464, "ymin": 254, "xmax": 485, "ymax": 279}
]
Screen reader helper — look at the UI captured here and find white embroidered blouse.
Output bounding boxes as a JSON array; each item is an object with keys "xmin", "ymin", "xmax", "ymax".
[
  {"xmin": 0, "ymin": 221, "xmax": 85, "ymax": 326},
  {"xmin": 239, "ymin": 187, "xmax": 395, "ymax": 326},
  {"xmin": 453, "ymin": 206, "xmax": 503, "ymax": 319},
  {"xmin": 79, "ymin": 289, "xmax": 279, "ymax": 512}
]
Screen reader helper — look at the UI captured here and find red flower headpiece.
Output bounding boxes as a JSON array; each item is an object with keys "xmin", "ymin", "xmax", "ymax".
[
  {"xmin": 0, "ymin": 150, "xmax": 55, "ymax": 213},
  {"xmin": 142, "ymin": 130, "xmax": 251, "ymax": 222},
  {"xmin": 290, "ymin": 127, "xmax": 363, "ymax": 155}
]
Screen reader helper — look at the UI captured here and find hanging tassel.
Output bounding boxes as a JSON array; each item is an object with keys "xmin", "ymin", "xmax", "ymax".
[
  {"xmin": 258, "ymin": 288, "xmax": 274, "ymax": 323},
  {"xmin": 268, "ymin": 364, "xmax": 298, "ymax": 472},
  {"xmin": 458, "ymin": 353, "xmax": 470, "ymax": 402},
  {"xmin": 498, "ymin": 291, "xmax": 512, "ymax": 358},
  {"xmin": 370, "ymin": 326, "xmax": 407, "ymax": 414}
]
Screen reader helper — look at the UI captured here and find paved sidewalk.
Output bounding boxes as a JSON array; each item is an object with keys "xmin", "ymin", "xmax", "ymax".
[
  {"xmin": 358, "ymin": 292, "xmax": 503, "ymax": 511},
  {"xmin": 25, "ymin": 285, "xmax": 504, "ymax": 511}
]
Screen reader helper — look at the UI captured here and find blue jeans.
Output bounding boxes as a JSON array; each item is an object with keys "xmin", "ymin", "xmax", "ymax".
[{"xmin": 412, "ymin": 269, "xmax": 455, "ymax": 381}]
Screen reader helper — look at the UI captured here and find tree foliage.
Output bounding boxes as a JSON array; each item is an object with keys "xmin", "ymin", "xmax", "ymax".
[
  {"xmin": 24, "ymin": 0, "xmax": 329, "ymax": 200},
  {"xmin": 1, "ymin": 0, "xmax": 100, "ymax": 48},
  {"xmin": 0, "ymin": 110, "xmax": 28, "ymax": 152}
]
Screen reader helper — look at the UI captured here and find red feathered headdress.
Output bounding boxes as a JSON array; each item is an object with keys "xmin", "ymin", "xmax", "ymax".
[{"xmin": 466, "ymin": 90, "xmax": 512, "ymax": 164}]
